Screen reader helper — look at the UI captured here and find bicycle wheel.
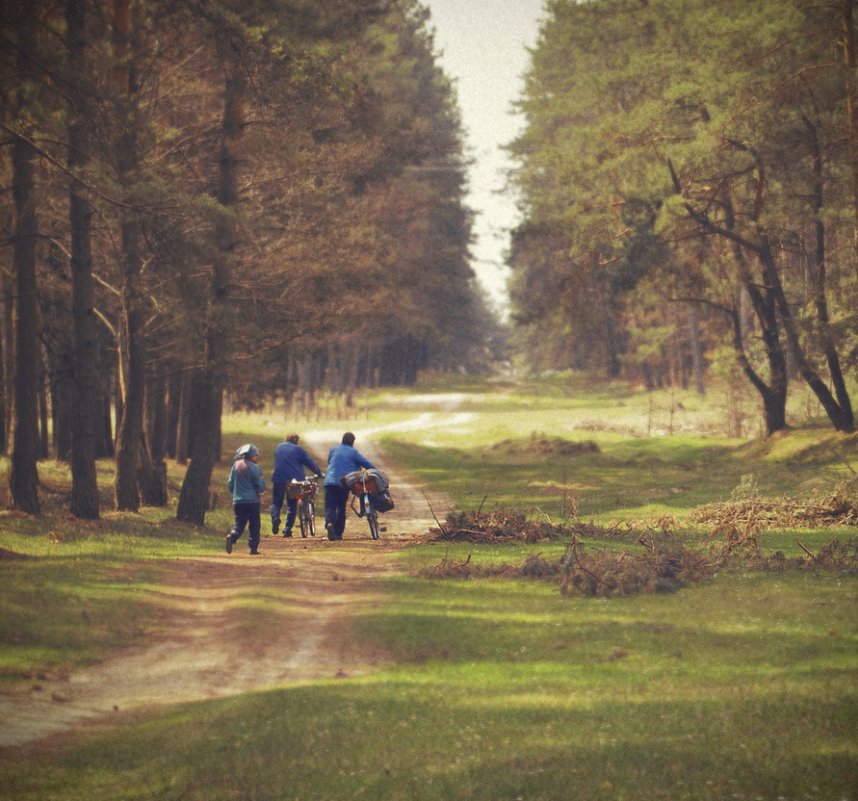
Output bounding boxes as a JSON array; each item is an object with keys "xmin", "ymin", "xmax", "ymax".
[
  {"xmin": 365, "ymin": 494, "xmax": 380, "ymax": 540},
  {"xmin": 298, "ymin": 499, "xmax": 308, "ymax": 538},
  {"xmin": 304, "ymin": 499, "xmax": 316, "ymax": 537}
]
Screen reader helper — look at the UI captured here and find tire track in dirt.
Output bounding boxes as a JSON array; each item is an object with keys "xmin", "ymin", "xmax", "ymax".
[{"xmin": 0, "ymin": 541, "xmax": 391, "ymax": 748}]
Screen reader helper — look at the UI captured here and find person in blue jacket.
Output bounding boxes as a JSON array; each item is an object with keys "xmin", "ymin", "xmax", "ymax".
[
  {"xmin": 269, "ymin": 433, "xmax": 322, "ymax": 537},
  {"xmin": 226, "ymin": 443, "xmax": 266, "ymax": 555},
  {"xmin": 323, "ymin": 432, "xmax": 375, "ymax": 541}
]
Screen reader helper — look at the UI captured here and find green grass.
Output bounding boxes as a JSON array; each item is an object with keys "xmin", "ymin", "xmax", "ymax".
[
  {"xmin": 2, "ymin": 571, "xmax": 855, "ymax": 800},
  {"xmin": 0, "ymin": 510, "xmax": 218, "ymax": 680},
  {"xmin": 380, "ymin": 432, "xmax": 854, "ymax": 522},
  {"xmin": 1, "ymin": 374, "xmax": 856, "ymax": 800},
  {"xmin": 0, "ymin": 422, "xmax": 310, "ymax": 681}
]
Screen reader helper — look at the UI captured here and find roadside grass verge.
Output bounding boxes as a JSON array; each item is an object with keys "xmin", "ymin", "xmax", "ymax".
[
  {"xmin": 377, "ymin": 399, "xmax": 856, "ymax": 522},
  {"xmin": 0, "ymin": 508, "xmax": 217, "ymax": 682},
  {"xmin": 1, "ymin": 571, "xmax": 855, "ymax": 801}
]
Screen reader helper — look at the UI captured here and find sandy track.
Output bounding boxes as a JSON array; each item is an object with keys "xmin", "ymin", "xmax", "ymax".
[{"xmin": 0, "ymin": 429, "xmax": 447, "ymax": 750}]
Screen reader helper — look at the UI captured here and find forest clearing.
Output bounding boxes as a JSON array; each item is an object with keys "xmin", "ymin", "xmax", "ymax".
[
  {"xmin": 1, "ymin": 381, "xmax": 856, "ymax": 801},
  {"xmin": 2, "ymin": 0, "xmax": 857, "ymax": 798}
]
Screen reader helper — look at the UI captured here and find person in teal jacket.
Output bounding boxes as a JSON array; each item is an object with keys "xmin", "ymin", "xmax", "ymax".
[
  {"xmin": 323, "ymin": 432, "xmax": 375, "ymax": 540},
  {"xmin": 226, "ymin": 443, "xmax": 266, "ymax": 555}
]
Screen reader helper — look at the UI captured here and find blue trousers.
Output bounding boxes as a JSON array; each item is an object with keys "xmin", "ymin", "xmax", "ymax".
[
  {"xmin": 324, "ymin": 484, "xmax": 350, "ymax": 540},
  {"xmin": 231, "ymin": 502, "xmax": 261, "ymax": 552},
  {"xmin": 269, "ymin": 483, "xmax": 297, "ymax": 532}
]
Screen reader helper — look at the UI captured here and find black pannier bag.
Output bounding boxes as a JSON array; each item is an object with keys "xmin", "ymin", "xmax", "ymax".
[
  {"xmin": 341, "ymin": 469, "xmax": 394, "ymax": 514},
  {"xmin": 372, "ymin": 489, "xmax": 395, "ymax": 513}
]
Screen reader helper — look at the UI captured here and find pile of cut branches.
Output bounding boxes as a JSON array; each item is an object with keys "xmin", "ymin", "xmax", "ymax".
[
  {"xmin": 423, "ymin": 510, "xmax": 681, "ymax": 546},
  {"xmin": 420, "ymin": 538, "xmax": 709, "ymax": 592},
  {"xmin": 691, "ymin": 489, "xmax": 858, "ymax": 532},
  {"xmin": 558, "ymin": 531, "xmax": 857, "ymax": 596},
  {"xmin": 811, "ymin": 536, "xmax": 858, "ymax": 568},
  {"xmin": 423, "ymin": 509, "xmax": 574, "ymax": 543},
  {"xmin": 423, "ymin": 552, "xmax": 475, "ymax": 579},
  {"xmin": 560, "ymin": 536, "xmax": 713, "ymax": 597},
  {"xmin": 715, "ymin": 532, "xmax": 858, "ymax": 573},
  {"xmin": 419, "ymin": 530, "xmax": 857, "ymax": 594},
  {"xmin": 419, "ymin": 483, "xmax": 858, "ymax": 595}
]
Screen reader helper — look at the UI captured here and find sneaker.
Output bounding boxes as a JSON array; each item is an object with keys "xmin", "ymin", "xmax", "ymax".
[
  {"xmin": 249, "ymin": 549, "xmax": 260, "ymax": 555},
  {"xmin": 271, "ymin": 517, "xmax": 280, "ymax": 535},
  {"xmin": 225, "ymin": 533, "xmax": 233, "ymax": 554},
  {"xmin": 283, "ymin": 529, "xmax": 292, "ymax": 538},
  {"xmin": 325, "ymin": 523, "xmax": 334, "ymax": 541}
]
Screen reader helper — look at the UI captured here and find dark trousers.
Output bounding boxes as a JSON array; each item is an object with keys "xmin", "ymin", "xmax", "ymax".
[
  {"xmin": 324, "ymin": 484, "xmax": 350, "ymax": 540},
  {"xmin": 269, "ymin": 483, "xmax": 297, "ymax": 532},
  {"xmin": 231, "ymin": 502, "xmax": 261, "ymax": 552}
]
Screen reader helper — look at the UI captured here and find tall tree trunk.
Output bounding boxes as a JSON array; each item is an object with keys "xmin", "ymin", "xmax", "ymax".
[
  {"xmin": 98, "ymin": 376, "xmax": 115, "ymax": 458},
  {"xmin": 174, "ymin": 369, "xmax": 191, "ymax": 464},
  {"xmin": 165, "ymin": 369, "xmax": 180, "ymax": 458},
  {"xmin": 177, "ymin": 370, "xmax": 221, "ymax": 524},
  {"xmin": 0, "ymin": 274, "xmax": 8, "ymax": 455},
  {"xmin": 138, "ymin": 370, "xmax": 168, "ymax": 506},
  {"xmin": 42, "ymin": 241, "xmax": 71, "ymax": 460},
  {"xmin": 759, "ymin": 239, "xmax": 854, "ymax": 432},
  {"xmin": 147, "ymin": 372, "xmax": 169, "ymax": 467},
  {"xmin": 728, "ymin": 304, "xmax": 786, "ymax": 436},
  {"xmin": 843, "ymin": 0, "xmax": 858, "ymax": 280},
  {"xmin": 345, "ymin": 341, "xmax": 360, "ymax": 409},
  {"xmin": 9, "ymin": 21, "xmax": 41, "ymax": 512},
  {"xmin": 38, "ymin": 353, "xmax": 49, "ymax": 459},
  {"xmin": 730, "ymin": 242, "xmax": 789, "ymax": 436},
  {"xmin": 801, "ymin": 116, "xmax": 855, "ymax": 431},
  {"xmin": 177, "ymin": 33, "xmax": 244, "ymax": 524},
  {"xmin": 1, "ymin": 212, "xmax": 13, "ymax": 456},
  {"xmin": 0, "ymin": 296, "xmax": 6, "ymax": 456},
  {"xmin": 66, "ymin": 0, "xmax": 101, "ymax": 517},
  {"xmin": 111, "ymin": 0, "xmax": 146, "ymax": 510},
  {"xmin": 673, "ymin": 171, "xmax": 790, "ymax": 436},
  {"xmin": 51, "ymin": 373, "xmax": 72, "ymax": 461},
  {"xmin": 687, "ymin": 302, "xmax": 705, "ymax": 396}
]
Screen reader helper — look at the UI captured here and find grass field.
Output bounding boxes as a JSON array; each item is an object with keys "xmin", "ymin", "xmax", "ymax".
[{"xmin": 0, "ymin": 374, "xmax": 856, "ymax": 800}]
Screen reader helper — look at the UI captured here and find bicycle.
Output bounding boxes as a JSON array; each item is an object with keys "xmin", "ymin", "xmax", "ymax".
[
  {"xmin": 347, "ymin": 469, "xmax": 385, "ymax": 540},
  {"xmin": 286, "ymin": 477, "xmax": 320, "ymax": 538}
]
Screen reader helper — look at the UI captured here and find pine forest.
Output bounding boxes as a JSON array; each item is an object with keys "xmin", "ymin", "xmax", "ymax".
[{"xmin": 1, "ymin": 0, "xmax": 856, "ymax": 521}]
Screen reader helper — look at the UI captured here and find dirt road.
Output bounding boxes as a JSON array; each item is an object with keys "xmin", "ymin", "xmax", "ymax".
[{"xmin": 0, "ymin": 425, "xmax": 447, "ymax": 749}]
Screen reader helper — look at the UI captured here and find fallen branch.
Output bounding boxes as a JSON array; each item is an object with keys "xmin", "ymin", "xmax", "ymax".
[
  {"xmin": 421, "ymin": 490, "xmax": 448, "ymax": 537},
  {"xmin": 796, "ymin": 539, "xmax": 819, "ymax": 562}
]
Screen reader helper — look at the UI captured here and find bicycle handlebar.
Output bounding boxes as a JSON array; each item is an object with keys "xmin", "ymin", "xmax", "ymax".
[{"xmin": 289, "ymin": 475, "xmax": 323, "ymax": 483}]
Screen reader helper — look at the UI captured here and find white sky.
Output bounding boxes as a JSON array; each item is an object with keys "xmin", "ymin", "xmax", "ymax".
[{"xmin": 424, "ymin": 0, "xmax": 546, "ymax": 317}]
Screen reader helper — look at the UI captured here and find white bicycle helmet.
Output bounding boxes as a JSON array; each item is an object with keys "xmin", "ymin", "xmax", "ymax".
[{"xmin": 236, "ymin": 443, "xmax": 259, "ymax": 459}]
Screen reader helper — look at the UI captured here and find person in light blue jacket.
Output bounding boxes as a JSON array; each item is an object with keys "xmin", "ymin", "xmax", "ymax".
[
  {"xmin": 226, "ymin": 443, "xmax": 266, "ymax": 555},
  {"xmin": 323, "ymin": 432, "xmax": 375, "ymax": 540}
]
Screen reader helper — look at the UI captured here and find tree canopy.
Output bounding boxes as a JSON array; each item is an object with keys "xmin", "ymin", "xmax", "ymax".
[{"xmin": 508, "ymin": 0, "xmax": 856, "ymax": 435}]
